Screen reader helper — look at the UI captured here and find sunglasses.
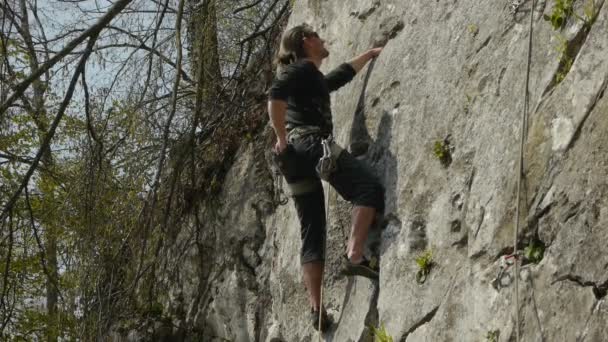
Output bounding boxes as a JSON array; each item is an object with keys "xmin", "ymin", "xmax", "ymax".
[{"xmin": 303, "ymin": 32, "xmax": 319, "ymax": 39}]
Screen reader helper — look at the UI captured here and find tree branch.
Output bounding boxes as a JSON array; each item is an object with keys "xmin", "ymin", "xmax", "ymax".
[
  {"xmin": 92, "ymin": 43, "xmax": 192, "ymax": 83},
  {"xmin": 233, "ymin": 0, "xmax": 263, "ymax": 14},
  {"xmin": 132, "ymin": 0, "xmax": 186, "ymax": 292},
  {"xmin": 238, "ymin": 0, "xmax": 283, "ymax": 45},
  {"xmin": 24, "ymin": 186, "xmax": 65, "ymax": 303},
  {"xmin": 0, "ymin": 0, "xmax": 134, "ymax": 116},
  {"xmin": 0, "ymin": 34, "xmax": 99, "ymax": 222}
]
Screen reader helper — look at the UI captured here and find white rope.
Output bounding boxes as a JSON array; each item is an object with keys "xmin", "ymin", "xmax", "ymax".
[
  {"xmin": 514, "ymin": 0, "xmax": 535, "ymax": 341},
  {"xmin": 318, "ymin": 183, "xmax": 330, "ymax": 341}
]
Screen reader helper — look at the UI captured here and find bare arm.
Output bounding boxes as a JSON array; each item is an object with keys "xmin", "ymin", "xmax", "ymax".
[
  {"xmin": 348, "ymin": 47, "xmax": 383, "ymax": 73},
  {"xmin": 325, "ymin": 47, "xmax": 383, "ymax": 92},
  {"xmin": 268, "ymin": 99, "xmax": 288, "ymax": 152}
]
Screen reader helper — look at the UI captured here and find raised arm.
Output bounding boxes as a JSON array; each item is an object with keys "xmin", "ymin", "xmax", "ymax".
[
  {"xmin": 347, "ymin": 47, "xmax": 383, "ymax": 73},
  {"xmin": 325, "ymin": 47, "xmax": 383, "ymax": 92}
]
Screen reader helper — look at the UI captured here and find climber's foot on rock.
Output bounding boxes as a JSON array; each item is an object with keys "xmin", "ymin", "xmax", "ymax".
[
  {"xmin": 311, "ymin": 307, "xmax": 332, "ymax": 333},
  {"xmin": 339, "ymin": 255, "xmax": 379, "ymax": 280}
]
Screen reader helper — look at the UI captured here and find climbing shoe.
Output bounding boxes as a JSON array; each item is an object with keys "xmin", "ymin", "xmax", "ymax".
[
  {"xmin": 310, "ymin": 307, "xmax": 332, "ymax": 332},
  {"xmin": 339, "ymin": 255, "xmax": 379, "ymax": 280}
]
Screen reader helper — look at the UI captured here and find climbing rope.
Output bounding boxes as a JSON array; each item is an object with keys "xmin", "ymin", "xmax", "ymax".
[
  {"xmin": 318, "ymin": 182, "xmax": 330, "ymax": 340},
  {"xmin": 513, "ymin": 0, "xmax": 535, "ymax": 341}
]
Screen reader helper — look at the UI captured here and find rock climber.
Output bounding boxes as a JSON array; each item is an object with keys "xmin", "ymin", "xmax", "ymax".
[{"xmin": 267, "ymin": 23, "xmax": 385, "ymax": 332}]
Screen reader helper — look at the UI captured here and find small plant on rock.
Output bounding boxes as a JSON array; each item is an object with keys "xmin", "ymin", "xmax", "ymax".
[
  {"xmin": 415, "ymin": 250, "xmax": 434, "ymax": 284},
  {"xmin": 433, "ymin": 136, "xmax": 453, "ymax": 167},
  {"xmin": 581, "ymin": 0, "xmax": 599, "ymax": 26},
  {"xmin": 370, "ymin": 323, "xmax": 394, "ymax": 342},
  {"xmin": 486, "ymin": 330, "xmax": 500, "ymax": 342},
  {"xmin": 553, "ymin": 34, "xmax": 573, "ymax": 84},
  {"xmin": 524, "ymin": 240, "xmax": 545, "ymax": 263},
  {"xmin": 146, "ymin": 302, "xmax": 164, "ymax": 319},
  {"xmin": 544, "ymin": 0, "xmax": 574, "ymax": 30},
  {"xmin": 468, "ymin": 23, "xmax": 479, "ymax": 37}
]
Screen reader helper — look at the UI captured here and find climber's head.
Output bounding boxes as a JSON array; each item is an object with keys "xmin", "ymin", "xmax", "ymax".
[{"xmin": 276, "ymin": 24, "xmax": 329, "ymax": 66}]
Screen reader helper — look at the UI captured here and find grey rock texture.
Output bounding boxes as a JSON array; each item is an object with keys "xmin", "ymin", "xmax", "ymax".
[{"xmin": 154, "ymin": 0, "xmax": 608, "ymax": 341}]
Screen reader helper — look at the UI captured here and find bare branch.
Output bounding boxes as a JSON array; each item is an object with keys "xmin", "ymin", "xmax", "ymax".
[
  {"xmin": 133, "ymin": 0, "xmax": 186, "ymax": 292},
  {"xmin": 82, "ymin": 69, "xmax": 101, "ymax": 146},
  {"xmin": 233, "ymin": 0, "xmax": 264, "ymax": 14},
  {"xmin": 92, "ymin": 43, "xmax": 193, "ymax": 83},
  {"xmin": 149, "ymin": 0, "xmax": 186, "ymax": 217},
  {"xmin": 0, "ymin": 0, "xmax": 135, "ymax": 116},
  {"xmin": 136, "ymin": 0, "xmax": 171, "ymax": 104},
  {"xmin": 0, "ymin": 152, "xmax": 34, "ymax": 165},
  {"xmin": 238, "ymin": 0, "xmax": 283, "ymax": 45},
  {"xmin": 24, "ymin": 186, "xmax": 65, "ymax": 303},
  {"xmin": 0, "ymin": 33, "xmax": 100, "ymax": 222}
]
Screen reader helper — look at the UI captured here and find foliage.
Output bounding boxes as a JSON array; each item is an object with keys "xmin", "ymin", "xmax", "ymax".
[
  {"xmin": 544, "ymin": 0, "xmax": 574, "ymax": 30},
  {"xmin": 553, "ymin": 34, "xmax": 573, "ymax": 84},
  {"xmin": 524, "ymin": 240, "xmax": 545, "ymax": 263},
  {"xmin": 369, "ymin": 323, "xmax": 394, "ymax": 342},
  {"xmin": 544, "ymin": 0, "xmax": 599, "ymax": 31},
  {"xmin": 433, "ymin": 138, "xmax": 452, "ymax": 167},
  {"xmin": 581, "ymin": 0, "xmax": 600, "ymax": 26},
  {"xmin": 146, "ymin": 302, "xmax": 164, "ymax": 319},
  {"xmin": 1, "ymin": 0, "xmax": 288, "ymax": 339},
  {"xmin": 547, "ymin": 0, "xmax": 599, "ymax": 85},
  {"xmin": 467, "ymin": 24, "xmax": 479, "ymax": 37},
  {"xmin": 415, "ymin": 250, "xmax": 434, "ymax": 284},
  {"xmin": 486, "ymin": 330, "xmax": 500, "ymax": 342}
]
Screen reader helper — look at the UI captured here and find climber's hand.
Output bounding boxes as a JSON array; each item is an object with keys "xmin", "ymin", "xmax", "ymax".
[
  {"xmin": 350, "ymin": 48, "xmax": 384, "ymax": 72},
  {"xmin": 367, "ymin": 47, "xmax": 383, "ymax": 58},
  {"xmin": 274, "ymin": 139, "xmax": 287, "ymax": 154}
]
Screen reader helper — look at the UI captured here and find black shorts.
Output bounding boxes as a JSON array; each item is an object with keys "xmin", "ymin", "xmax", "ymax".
[{"xmin": 275, "ymin": 134, "xmax": 384, "ymax": 264}]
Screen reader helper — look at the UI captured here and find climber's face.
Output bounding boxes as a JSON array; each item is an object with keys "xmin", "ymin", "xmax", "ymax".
[{"xmin": 303, "ymin": 32, "xmax": 330, "ymax": 60}]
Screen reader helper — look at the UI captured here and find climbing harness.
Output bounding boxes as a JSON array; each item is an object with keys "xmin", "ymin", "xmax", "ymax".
[
  {"xmin": 287, "ymin": 125, "xmax": 324, "ymax": 142},
  {"xmin": 513, "ymin": 0, "xmax": 535, "ymax": 341},
  {"xmin": 271, "ymin": 150, "xmax": 290, "ymax": 205},
  {"xmin": 272, "ymin": 169, "xmax": 289, "ymax": 205},
  {"xmin": 316, "ymin": 136, "xmax": 344, "ymax": 180},
  {"xmin": 274, "ymin": 126, "xmax": 344, "ymax": 198}
]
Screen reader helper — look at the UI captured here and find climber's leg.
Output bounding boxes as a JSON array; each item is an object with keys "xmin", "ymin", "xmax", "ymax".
[
  {"xmin": 329, "ymin": 149, "xmax": 384, "ymax": 263},
  {"xmin": 348, "ymin": 205, "xmax": 376, "ymax": 263},
  {"xmin": 302, "ymin": 261, "xmax": 323, "ymax": 310},
  {"xmin": 294, "ymin": 184, "xmax": 332, "ymax": 331},
  {"xmin": 291, "ymin": 180, "xmax": 326, "ymax": 309}
]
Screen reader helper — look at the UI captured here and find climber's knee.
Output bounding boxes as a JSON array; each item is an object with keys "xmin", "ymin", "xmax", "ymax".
[
  {"xmin": 286, "ymin": 179, "xmax": 321, "ymax": 196},
  {"xmin": 353, "ymin": 181, "xmax": 385, "ymax": 213}
]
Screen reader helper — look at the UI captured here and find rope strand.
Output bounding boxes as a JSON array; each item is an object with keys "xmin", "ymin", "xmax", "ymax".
[
  {"xmin": 318, "ymin": 184, "xmax": 330, "ymax": 341},
  {"xmin": 514, "ymin": 1, "xmax": 535, "ymax": 341}
]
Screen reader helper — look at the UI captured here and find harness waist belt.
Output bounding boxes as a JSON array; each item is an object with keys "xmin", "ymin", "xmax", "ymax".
[{"xmin": 287, "ymin": 125, "xmax": 328, "ymax": 142}]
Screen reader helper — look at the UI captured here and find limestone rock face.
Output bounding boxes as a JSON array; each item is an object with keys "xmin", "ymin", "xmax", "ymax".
[{"xmin": 158, "ymin": 0, "xmax": 608, "ymax": 341}]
